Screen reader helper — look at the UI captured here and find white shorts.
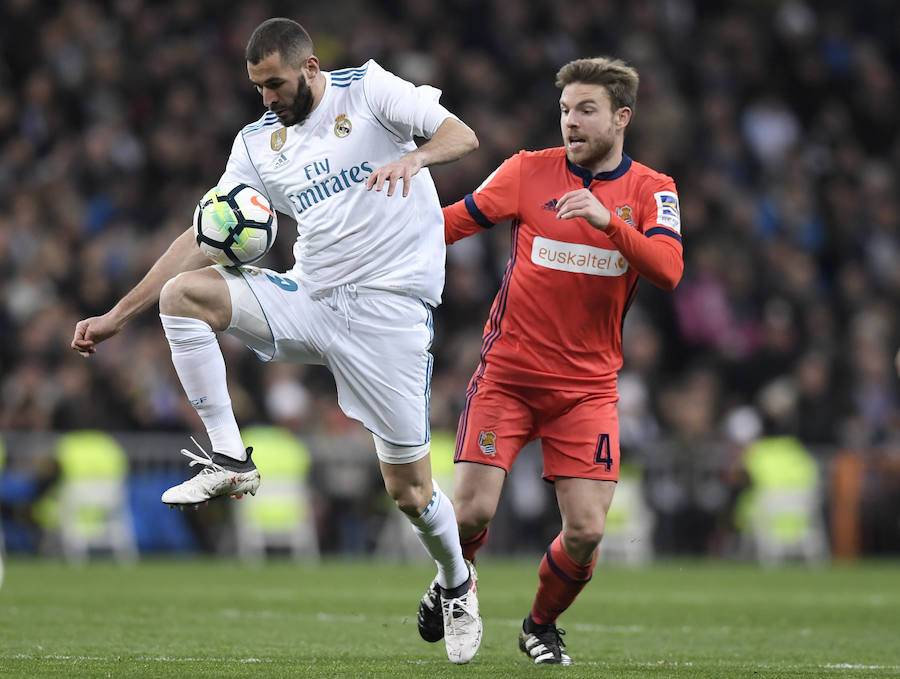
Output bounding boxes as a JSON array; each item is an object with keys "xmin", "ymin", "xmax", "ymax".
[{"xmin": 215, "ymin": 265, "xmax": 434, "ymax": 449}]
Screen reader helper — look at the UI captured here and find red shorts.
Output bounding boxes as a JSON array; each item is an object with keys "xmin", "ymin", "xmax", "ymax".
[{"xmin": 454, "ymin": 377, "xmax": 620, "ymax": 482}]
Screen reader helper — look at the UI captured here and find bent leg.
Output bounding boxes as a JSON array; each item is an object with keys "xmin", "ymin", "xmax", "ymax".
[
  {"xmin": 159, "ymin": 267, "xmax": 232, "ymax": 329},
  {"xmin": 530, "ymin": 478, "xmax": 616, "ymax": 625},
  {"xmin": 453, "ymin": 462, "xmax": 505, "ymax": 560},
  {"xmin": 379, "ymin": 443, "xmax": 468, "ymax": 590},
  {"xmin": 557, "ymin": 477, "xmax": 616, "ymax": 562},
  {"xmin": 160, "ymin": 268, "xmax": 246, "ymax": 460}
]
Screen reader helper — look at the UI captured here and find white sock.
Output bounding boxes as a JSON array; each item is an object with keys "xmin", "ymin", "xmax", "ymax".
[
  {"xmin": 409, "ymin": 479, "xmax": 469, "ymax": 590},
  {"xmin": 160, "ymin": 314, "xmax": 245, "ymax": 461}
]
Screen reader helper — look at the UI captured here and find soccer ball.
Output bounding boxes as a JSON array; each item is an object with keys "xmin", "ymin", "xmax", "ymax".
[{"xmin": 193, "ymin": 183, "xmax": 277, "ymax": 266}]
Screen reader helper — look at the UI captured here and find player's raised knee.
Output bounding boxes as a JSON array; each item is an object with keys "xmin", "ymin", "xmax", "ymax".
[
  {"xmin": 160, "ymin": 273, "xmax": 190, "ymax": 315},
  {"xmin": 160, "ymin": 271, "xmax": 230, "ymax": 328}
]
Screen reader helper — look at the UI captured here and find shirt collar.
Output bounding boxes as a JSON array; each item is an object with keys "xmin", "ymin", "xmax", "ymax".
[{"xmin": 566, "ymin": 153, "xmax": 632, "ymax": 187}]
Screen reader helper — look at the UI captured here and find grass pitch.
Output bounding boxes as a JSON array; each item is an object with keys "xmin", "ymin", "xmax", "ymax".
[{"xmin": 1, "ymin": 557, "xmax": 898, "ymax": 678}]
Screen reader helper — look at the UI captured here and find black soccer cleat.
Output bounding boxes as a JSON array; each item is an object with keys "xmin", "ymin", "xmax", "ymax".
[
  {"xmin": 518, "ymin": 616, "xmax": 573, "ymax": 665},
  {"xmin": 417, "ymin": 577, "xmax": 444, "ymax": 642}
]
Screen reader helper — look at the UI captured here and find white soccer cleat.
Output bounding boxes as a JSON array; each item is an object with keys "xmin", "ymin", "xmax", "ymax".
[
  {"xmin": 441, "ymin": 561, "xmax": 482, "ymax": 664},
  {"xmin": 161, "ymin": 438, "xmax": 260, "ymax": 506}
]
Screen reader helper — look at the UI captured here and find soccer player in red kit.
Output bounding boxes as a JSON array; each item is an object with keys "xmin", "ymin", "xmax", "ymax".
[{"xmin": 417, "ymin": 57, "xmax": 683, "ymax": 664}]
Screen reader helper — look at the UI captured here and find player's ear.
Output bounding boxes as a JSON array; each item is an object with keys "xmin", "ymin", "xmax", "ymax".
[
  {"xmin": 302, "ymin": 55, "xmax": 320, "ymax": 78},
  {"xmin": 615, "ymin": 106, "xmax": 632, "ymax": 130}
]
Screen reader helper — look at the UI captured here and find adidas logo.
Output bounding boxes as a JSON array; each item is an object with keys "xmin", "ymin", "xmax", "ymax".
[
  {"xmin": 273, "ymin": 152, "xmax": 290, "ymax": 169},
  {"xmin": 541, "ymin": 198, "xmax": 558, "ymax": 212}
]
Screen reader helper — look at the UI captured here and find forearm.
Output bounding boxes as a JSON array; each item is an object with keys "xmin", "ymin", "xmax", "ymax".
[
  {"xmin": 605, "ymin": 215, "xmax": 684, "ymax": 290},
  {"xmin": 109, "ymin": 227, "xmax": 211, "ymax": 325},
  {"xmin": 443, "ymin": 199, "xmax": 487, "ymax": 244},
  {"xmin": 410, "ymin": 117, "xmax": 478, "ymax": 168}
]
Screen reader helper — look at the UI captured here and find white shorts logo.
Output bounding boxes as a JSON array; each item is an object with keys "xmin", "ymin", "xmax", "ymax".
[
  {"xmin": 653, "ymin": 191, "xmax": 681, "ymax": 232},
  {"xmin": 531, "ymin": 236, "xmax": 628, "ymax": 276}
]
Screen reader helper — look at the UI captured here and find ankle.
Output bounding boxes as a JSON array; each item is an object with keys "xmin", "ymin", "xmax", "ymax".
[{"xmin": 440, "ymin": 575, "xmax": 471, "ymax": 599}]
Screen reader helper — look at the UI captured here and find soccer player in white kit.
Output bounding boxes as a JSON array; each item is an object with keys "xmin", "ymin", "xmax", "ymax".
[{"xmin": 71, "ymin": 18, "xmax": 482, "ymax": 664}]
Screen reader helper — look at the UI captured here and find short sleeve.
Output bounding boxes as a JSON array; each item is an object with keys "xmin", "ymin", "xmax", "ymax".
[
  {"xmin": 467, "ymin": 152, "xmax": 523, "ymax": 224},
  {"xmin": 362, "ymin": 59, "xmax": 456, "ymax": 140}
]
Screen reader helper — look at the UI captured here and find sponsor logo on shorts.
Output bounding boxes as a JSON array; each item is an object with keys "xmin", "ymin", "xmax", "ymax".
[
  {"xmin": 478, "ymin": 430, "xmax": 496, "ymax": 456},
  {"xmin": 531, "ymin": 236, "xmax": 628, "ymax": 277}
]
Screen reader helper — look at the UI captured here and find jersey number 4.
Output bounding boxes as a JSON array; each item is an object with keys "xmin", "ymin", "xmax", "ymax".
[{"xmin": 594, "ymin": 433, "xmax": 614, "ymax": 472}]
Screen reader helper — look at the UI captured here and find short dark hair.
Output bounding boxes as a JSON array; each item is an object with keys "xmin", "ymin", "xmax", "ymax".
[
  {"xmin": 555, "ymin": 57, "xmax": 639, "ymax": 112},
  {"xmin": 245, "ymin": 18, "xmax": 313, "ymax": 68}
]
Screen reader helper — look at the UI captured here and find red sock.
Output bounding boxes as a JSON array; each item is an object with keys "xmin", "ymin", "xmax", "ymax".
[
  {"xmin": 530, "ymin": 534, "xmax": 598, "ymax": 625},
  {"xmin": 460, "ymin": 527, "xmax": 489, "ymax": 562}
]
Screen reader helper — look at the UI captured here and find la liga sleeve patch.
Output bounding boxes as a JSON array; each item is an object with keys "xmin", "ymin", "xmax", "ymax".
[{"xmin": 653, "ymin": 191, "xmax": 681, "ymax": 233}]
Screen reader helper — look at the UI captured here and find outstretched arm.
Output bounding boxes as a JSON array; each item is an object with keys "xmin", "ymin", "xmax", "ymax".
[
  {"xmin": 71, "ymin": 226, "xmax": 211, "ymax": 356},
  {"xmin": 366, "ymin": 118, "xmax": 479, "ymax": 197}
]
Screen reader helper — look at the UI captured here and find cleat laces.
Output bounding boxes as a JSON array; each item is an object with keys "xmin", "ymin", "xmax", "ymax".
[
  {"xmin": 177, "ymin": 437, "xmax": 229, "ymax": 494},
  {"xmin": 520, "ymin": 621, "xmax": 572, "ymax": 665}
]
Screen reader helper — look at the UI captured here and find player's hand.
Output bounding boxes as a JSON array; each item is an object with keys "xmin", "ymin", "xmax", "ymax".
[
  {"xmin": 556, "ymin": 188, "xmax": 611, "ymax": 230},
  {"xmin": 366, "ymin": 154, "xmax": 424, "ymax": 197},
  {"xmin": 71, "ymin": 314, "xmax": 122, "ymax": 357}
]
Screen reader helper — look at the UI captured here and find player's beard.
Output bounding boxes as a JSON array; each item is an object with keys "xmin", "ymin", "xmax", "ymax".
[
  {"xmin": 274, "ymin": 76, "xmax": 314, "ymax": 126},
  {"xmin": 567, "ymin": 132, "xmax": 616, "ymax": 171}
]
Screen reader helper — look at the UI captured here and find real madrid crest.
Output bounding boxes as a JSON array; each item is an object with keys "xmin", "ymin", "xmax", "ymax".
[
  {"xmin": 270, "ymin": 127, "xmax": 287, "ymax": 151},
  {"xmin": 334, "ymin": 114, "xmax": 352, "ymax": 138}
]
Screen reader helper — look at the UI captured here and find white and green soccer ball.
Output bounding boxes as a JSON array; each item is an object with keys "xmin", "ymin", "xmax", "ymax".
[{"xmin": 193, "ymin": 183, "xmax": 277, "ymax": 266}]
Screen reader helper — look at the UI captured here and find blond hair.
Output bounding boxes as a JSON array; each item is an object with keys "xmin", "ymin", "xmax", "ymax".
[{"xmin": 555, "ymin": 57, "xmax": 639, "ymax": 112}]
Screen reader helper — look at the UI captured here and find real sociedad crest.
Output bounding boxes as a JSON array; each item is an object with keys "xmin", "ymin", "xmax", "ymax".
[
  {"xmin": 334, "ymin": 114, "xmax": 352, "ymax": 138},
  {"xmin": 478, "ymin": 431, "xmax": 497, "ymax": 456},
  {"xmin": 616, "ymin": 205, "xmax": 635, "ymax": 226},
  {"xmin": 270, "ymin": 127, "xmax": 287, "ymax": 151}
]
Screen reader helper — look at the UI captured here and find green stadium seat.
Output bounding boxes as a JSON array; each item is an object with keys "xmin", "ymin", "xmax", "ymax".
[
  {"xmin": 735, "ymin": 435, "xmax": 828, "ymax": 564},
  {"xmin": 233, "ymin": 426, "xmax": 319, "ymax": 561},
  {"xmin": 52, "ymin": 430, "xmax": 138, "ymax": 564},
  {"xmin": 596, "ymin": 462, "xmax": 654, "ymax": 564}
]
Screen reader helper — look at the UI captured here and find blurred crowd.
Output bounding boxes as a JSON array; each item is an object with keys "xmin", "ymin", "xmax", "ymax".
[{"xmin": 1, "ymin": 0, "xmax": 899, "ymax": 553}]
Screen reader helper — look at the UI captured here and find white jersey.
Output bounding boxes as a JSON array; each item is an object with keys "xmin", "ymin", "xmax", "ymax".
[{"xmin": 219, "ymin": 59, "xmax": 453, "ymax": 306}]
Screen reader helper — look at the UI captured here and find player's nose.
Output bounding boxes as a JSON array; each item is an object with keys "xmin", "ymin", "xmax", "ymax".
[{"xmin": 261, "ymin": 87, "xmax": 278, "ymax": 108}]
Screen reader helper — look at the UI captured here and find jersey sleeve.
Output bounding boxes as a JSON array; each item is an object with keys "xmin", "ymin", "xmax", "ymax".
[
  {"xmin": 218, "ymin": 131, "xmax": 265, "ymax": 194},
  {"xmin": 362, "ymin": 59, "xmax": 455, "ymax": 140},
  {"xmin": 444, "ymin": 153, "xmax": 523, "ymax": 244},
  {"xmin": 603, "ymin": 175, "xmax": 684, "ymax": 290}
]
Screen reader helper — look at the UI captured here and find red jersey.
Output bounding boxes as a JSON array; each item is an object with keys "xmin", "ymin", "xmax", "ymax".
[{"xmin": 444, "ymin": 148, "xmax": 683, "ymax": 392}]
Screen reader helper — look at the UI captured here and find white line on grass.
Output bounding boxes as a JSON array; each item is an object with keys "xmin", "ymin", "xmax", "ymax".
[{"xmin": 8, "ymin": 653, "xmax": 900, "ymax": 672}]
